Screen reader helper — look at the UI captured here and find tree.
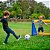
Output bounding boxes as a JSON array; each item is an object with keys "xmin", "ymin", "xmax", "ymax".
[
  {"xmin": 0, "ymin": 10, "xmax": 3, "ymax": 18},
  {"xmin": 0, "ymin": 0, "xmax": 50, "ymax": 19},
  {"xmin": 30, "ymin": 13, "xmax": 45, "ymax": 19}
]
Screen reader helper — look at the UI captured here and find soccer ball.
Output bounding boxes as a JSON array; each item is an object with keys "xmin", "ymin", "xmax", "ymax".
[{"xmin": 25, "ymin": 34, "xmax": 30, "ymax": 40}]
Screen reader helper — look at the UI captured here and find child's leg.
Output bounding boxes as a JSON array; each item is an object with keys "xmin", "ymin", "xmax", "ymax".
[
  {"xmin": 41, "ymin": 27, "xmax": 44, "ymax": 36},
  {"xmin": 37, "ymin": 31, "xmax": 39, "ymax": 35},
  {"xmin": 37, "ymin": 27, "xmax": 40, "ymax": 35},
  {"xmin": 42, "ymin": 32, "xmax": 44, "ymax": 36},
  {"xmin": 8, "ymin": 28, "xmax": 19, "ymax": 39},
  {"xmin": 4, "ymin": 29, "xmax": 10, "ymax": 43},
  {"xmin": 4, "ymin": 33, "xmax": 10, "ymax": 43},
  {"xmin": 11, "ymin": 31, "xmax": 19, "ymax": 39}
]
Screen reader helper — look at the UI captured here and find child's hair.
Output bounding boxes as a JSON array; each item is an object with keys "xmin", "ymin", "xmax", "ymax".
[
  {"xmin": 39, "ymin": 16, "xmax": 43, "ymax": 19},
  {"xmin": 3, "ymin": 10, "xmax": 10, "ymax": 16}
]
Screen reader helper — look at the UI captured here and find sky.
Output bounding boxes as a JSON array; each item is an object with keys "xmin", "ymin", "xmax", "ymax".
[
  {"xmin": 0, "ymin": 0, "xmax": 6, "ymax": 1},
  {"xmin": 0, "ymin": 0, "xmax": 50, "ymax": 8},
  {"xmin": 35, "ymin": 0, "xmax": 50, "ymax": 8}
]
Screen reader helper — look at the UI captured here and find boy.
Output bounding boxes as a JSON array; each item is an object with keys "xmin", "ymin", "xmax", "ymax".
[
  {"xmin": 37, "ymin": 16, "xmax": 48, "ymax": 36},
  {"xmin": 0, "ymin": 11, "xmax": 21, "ymax": 44}
]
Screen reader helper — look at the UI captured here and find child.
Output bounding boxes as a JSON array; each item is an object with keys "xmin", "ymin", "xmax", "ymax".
[
  {"xmin": 37, "ymin": 16, "xmax": 48, "ymax": 36},
  {"xmin": 0, "ymin": 11, "xmax": 21, "ymax": 44}
]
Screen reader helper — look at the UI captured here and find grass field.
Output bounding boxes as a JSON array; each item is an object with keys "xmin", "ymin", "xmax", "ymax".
[{"xmin": 0, "ymin": 22, "xmax": 50, "ymax": 50}]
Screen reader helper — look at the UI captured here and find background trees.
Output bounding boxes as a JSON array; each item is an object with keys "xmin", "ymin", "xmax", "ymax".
[{"xmin": 0, "ymin": 0, "xmax": 50, "ymax": 19}]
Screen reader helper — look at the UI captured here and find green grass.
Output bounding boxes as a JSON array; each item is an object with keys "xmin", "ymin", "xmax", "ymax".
[{"xmin": 0, "ymin": 22, "xmax": 50, "ymax": 50}]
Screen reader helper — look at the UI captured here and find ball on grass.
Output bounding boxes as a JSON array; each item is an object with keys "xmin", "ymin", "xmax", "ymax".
[{"xmin": 25, "ymin": 34, "xmax": 30, "ymax": 40}]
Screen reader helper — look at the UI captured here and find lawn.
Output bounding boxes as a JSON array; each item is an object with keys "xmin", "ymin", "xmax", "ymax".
[{"xmin": 0, "ymin": 22, "xmax": 50, "ymax": 50}]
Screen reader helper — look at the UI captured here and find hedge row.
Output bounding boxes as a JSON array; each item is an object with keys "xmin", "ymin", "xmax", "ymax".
[{"xmin": 9, "ymin": 18, "xmax": 50, "ymax": 23}]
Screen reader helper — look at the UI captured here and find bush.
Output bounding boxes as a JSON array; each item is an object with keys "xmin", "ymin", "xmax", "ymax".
[{"xmin": 30, "ymin": 13, "xmax": 45, "ymax": 19}]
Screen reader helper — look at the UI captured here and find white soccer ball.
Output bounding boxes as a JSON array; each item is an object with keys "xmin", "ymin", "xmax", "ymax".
[{"xmin": 25, "ymin": 34, "xmax": 30, "ymax": 40}]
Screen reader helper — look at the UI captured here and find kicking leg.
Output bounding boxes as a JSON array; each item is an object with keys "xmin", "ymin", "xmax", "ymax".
[
  {"xmin": 11, "ymin": 31, "xmax": 19, "ymax": 39},
  {"xmin": 9, "ymin": 28, "xmax": 20, "ymax": 39}
]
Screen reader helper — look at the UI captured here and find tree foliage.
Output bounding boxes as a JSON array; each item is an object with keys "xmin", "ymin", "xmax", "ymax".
[{"xmin": 0, "ymin": 0, "xmax": 50, "ymax": 19}]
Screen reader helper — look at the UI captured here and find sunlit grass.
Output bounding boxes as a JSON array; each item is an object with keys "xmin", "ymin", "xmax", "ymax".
[{"xmin": 0, "ymin": 22, "xmax": 50, "ymax": 50}]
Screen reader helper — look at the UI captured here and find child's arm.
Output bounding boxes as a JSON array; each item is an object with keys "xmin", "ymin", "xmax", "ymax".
[
  {"xmin": 44, "ymin": 22, "xmax": 50, "ymax": 28},
  {"xmin": 44, "ymin": 23, "xmax": 48, "ymax": 26}
]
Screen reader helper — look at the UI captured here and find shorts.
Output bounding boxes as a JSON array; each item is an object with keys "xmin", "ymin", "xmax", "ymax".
[{"xmin": 38, "ymin": 27, "xmax": 44, "ymax": 32}]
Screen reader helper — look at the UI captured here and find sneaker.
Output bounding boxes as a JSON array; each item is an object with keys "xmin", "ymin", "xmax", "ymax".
[
  {"xmin": 17, "ymin": 35, "xmax": 21, "ymax": 41},
  {"xmin": 3, "ymin": 43, "xmax": 6, "ymax": 45}
]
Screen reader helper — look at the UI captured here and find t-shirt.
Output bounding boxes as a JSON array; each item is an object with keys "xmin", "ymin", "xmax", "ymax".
[
  {"xmin": 0, "ymin": 18, "xmax": 9, "ymax": 29},
  {"xmin": 38, "ymin": 20, "xmax": 44, "ymax": 27}
]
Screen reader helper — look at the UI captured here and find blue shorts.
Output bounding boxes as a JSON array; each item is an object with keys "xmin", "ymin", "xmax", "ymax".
[{"xmin": 38, "ymin": 27, "xmax": 44, "ymax": 32}]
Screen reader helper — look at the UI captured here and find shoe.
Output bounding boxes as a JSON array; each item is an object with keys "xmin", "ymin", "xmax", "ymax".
[
  {"xmin": 17, "ymin": 35, "xmax": 21, "ymax": 41},
  {"xmin": 3, "ymin": 43, "xmax": 6, "ymax": 45}
]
